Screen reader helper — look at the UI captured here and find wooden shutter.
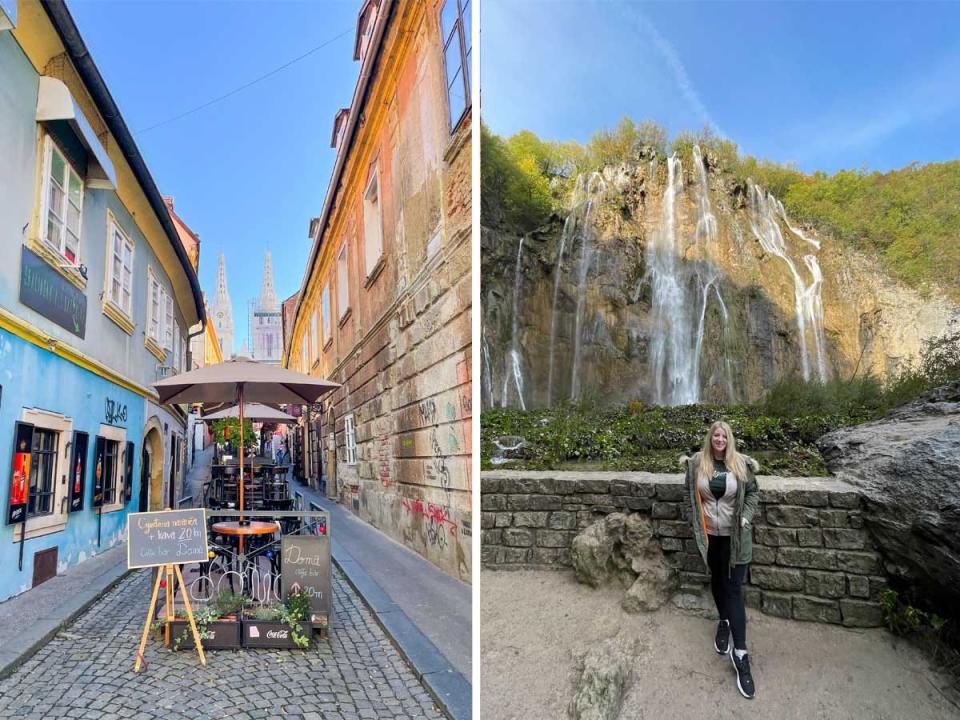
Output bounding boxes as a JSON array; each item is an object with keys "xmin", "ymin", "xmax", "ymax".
[
  {"xmin": 69, "ymin": 430, "xmax": 89, "ymax": 513},
  {"xmin": 92, "ymin": 436, "xmax": 105, "ymax": 508},
  {"xmin": 124, "ymin": 441, "xmax": 134, "ymax": 503},
  {"xmin": 7, "ymin": 422, "xmax": 34, "ymax": 525}
]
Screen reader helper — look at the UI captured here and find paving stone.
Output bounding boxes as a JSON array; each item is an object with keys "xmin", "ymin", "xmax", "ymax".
[{"xmin": 0, "ymin": 570, "xmax": 444, "ymax": 720}]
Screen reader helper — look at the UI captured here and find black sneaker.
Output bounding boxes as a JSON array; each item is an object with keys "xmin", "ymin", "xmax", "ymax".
[
  {"xmin": 714, "ymin": 620, "xmax": 730, "ymax": 655},
  {"xmin": 730, "ymin": 650, "xmax": 756, "ymax": 699}
]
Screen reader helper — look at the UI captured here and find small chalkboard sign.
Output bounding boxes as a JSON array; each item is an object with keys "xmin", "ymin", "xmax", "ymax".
[
  {"xmin": 127, "ymin": 509, "xmax": 208, "ymax": 569},
  {"xmin": 281, "ymin": 534, "xmax": 331, "ymax": 618}
]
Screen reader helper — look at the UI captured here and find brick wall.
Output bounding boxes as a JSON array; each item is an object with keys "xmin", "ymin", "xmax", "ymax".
[{"xmin": 481, "ymin": 471, "xmax": 887, "ymax": 627}]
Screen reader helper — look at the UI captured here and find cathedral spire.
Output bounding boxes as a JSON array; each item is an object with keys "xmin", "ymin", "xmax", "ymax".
[
  {"xmin": 259, "ymin": 250, "xmax": 279, "ymax": 312},
  {"xmin": 213, "ymin": 252, "xmax": 234, "ymax": 358}
]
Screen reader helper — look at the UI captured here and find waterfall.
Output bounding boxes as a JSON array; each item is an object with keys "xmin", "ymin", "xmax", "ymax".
[
  {"xmin": 567, "ymin": 173, "xmax": 607, "ymax": 402},
  {"xmin": 692, "ymin": 145, "xmax": 718, "ymax": 251},
  {"xmin": 502, "ymin": 236, "xmax": 527, "ymax": 409},
  {"xmin": 748, "ymin": 182, "xmax": 828, "ymax": 382},
  {"xmin": 640, "ymin": 153, "xmax": 702, "ymax": 405},
  {"xmin": 773, "ymin": 196, "xmax": 820, "ymax": 249},
  {"xmin": 803, "ymin": 254, "xmax": 828, "ymax": 381},
  {"xmin": 547, "ymin": 175, "xmax": 585, "ymax": 405},
  {"xmin": 481, "ymin": 328, "xmax": 494, "ymax": 410}
]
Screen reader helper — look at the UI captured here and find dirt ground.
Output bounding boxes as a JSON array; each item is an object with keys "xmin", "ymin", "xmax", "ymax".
[{"xmin": 481, "ymin": 570, "xmax": 960, "ymax": 720}]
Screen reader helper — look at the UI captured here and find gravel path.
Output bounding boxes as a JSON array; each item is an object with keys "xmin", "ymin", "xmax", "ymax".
[{"xmin": 481, "ymin": 569, "xmax": 959, "ymax": 720}]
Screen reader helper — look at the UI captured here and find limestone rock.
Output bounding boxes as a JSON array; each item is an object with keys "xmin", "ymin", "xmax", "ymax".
[
  {"xmin": 481, "ymin": 155, "xmax": 957, "ymax": 410},
  {"xmin": 569, "ymin": 632, "xmax": 639, "ymax": 720},
  {"xmin": 817, "ymin": 381, "xmax": 960, "ymax": 611},
  {"xmin": 571, "ymin": 513, "xmax": 678, "ymax": 611}
]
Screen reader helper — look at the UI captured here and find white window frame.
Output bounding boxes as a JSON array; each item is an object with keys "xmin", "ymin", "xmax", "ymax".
[
  {"xmin": 337, "ymin": 245, "xmax": 349, "ymax": 320},
  {"xmin": 344, "ymin": 414, "xmax": 357, "ymax": 466},
  {"xmin": 104, "ymin": 212, "xmax": 134, "ymax": 319},
  {"xmin": 310, "ymin": 306, "xmax": 318, "ymax": 362},
  {"xmin": 321, "ymin": 284, "xmax": 332, "ymax": 345},
  {"xmin": 39, "ymin": 135, "xmax": 84, "ymax": 266},
  {"xmin": 363, "ymin": 168, "xmax": 384, "ymax": 277},
  {"xmin": 147, "ymin": 268, "xmax": 162, "ymax": 345},
  {"xmin": 15, "ymin": 408, "xmax": 73, "ymax": 540},
  {"xmin": 164, "ymin": 292, "xmax": 174, "ymax": 350},
  {"xmin": 98, "ymin": 423, "xmax": 127, "ymax": 514},
  {"xmin": 301, "ymin": 338, "xmax": 308, "ymax": 372}
]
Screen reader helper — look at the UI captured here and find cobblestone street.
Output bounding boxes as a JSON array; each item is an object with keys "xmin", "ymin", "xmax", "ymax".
[{"xmin": 0, "ymin": 569, "xmax": 445, "ymax": 720}]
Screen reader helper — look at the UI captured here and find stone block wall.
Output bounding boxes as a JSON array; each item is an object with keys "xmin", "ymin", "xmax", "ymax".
[{"xmin": 481, "ymin": 471, "xmax": 887, "ymax": 628}]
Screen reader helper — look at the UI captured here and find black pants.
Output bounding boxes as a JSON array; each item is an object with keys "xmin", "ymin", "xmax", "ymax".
[{"xmin": 707, "ymin": 534, "xmax": 748, "ymax": 651}]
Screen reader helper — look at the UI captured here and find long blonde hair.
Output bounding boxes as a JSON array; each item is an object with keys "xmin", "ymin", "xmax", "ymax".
[{"xmin": 697, "ymin": 421, "xmax": 748, "ymax": 485}]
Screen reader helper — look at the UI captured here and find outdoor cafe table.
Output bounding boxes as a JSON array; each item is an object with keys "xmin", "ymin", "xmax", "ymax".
[{"xmin": 211, "ymin": 521, "xmax": 280, "ymax": 536}]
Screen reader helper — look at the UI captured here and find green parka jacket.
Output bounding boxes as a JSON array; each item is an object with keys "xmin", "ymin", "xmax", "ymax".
[{"xmin": 681, "ymin": 451, "xmax": 760, "ymax": 571}]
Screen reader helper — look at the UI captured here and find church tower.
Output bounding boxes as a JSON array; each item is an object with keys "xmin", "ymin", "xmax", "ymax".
[
  {"xmin": 213, "ymin": 253, "xmax": 234, "ymax": 358},
  {"xmin": 250, "ymin": 251, "xmax": 282, "ymax": 364}
]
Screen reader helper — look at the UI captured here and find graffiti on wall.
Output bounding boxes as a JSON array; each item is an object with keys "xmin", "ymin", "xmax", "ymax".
[
  {"xmin": 402, "ymin": 497, "xmax": 457, "ymax": 549},
  {"xmin": 104, "ymin": 398, "xmax": 128, "ymax": 425}
]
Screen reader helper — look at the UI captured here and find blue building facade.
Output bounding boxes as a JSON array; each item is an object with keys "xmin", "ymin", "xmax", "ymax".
[{"xmin": 0, "ymin": 3, "xmax": 205, "ymax": 602}]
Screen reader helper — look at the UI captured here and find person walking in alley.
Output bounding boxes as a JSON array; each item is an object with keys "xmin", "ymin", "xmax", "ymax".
[{"xmin": 681, "ymin": 421, "xmax": 759, "ymax": 699}]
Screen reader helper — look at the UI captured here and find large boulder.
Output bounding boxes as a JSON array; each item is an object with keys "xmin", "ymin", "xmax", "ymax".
[
  {"xmin": 571, "ymin": 513, "xmax": 678, "ymax": 612},
  {"xmin": 817, "ymin": 381, "xmax": 960, "ymax": 611}
]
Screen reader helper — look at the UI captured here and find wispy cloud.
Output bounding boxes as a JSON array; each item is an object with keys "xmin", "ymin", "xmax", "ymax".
[{"xmin": 608, "ymin": 2, "xmax": 725, "ymax": 138}]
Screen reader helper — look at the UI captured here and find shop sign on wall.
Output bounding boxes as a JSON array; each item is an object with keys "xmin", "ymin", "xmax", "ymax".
[{"xmin": 19, "ymin": 247, "xmax": 87, "ymax": 338}]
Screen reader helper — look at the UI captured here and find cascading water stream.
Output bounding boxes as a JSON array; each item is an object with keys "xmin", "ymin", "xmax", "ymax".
[
  {"xmin": 748, "ymin": 182, "xmax": 827, "ymax": 382},
  {"xmin": 567, "ymin": 173, "xmax": 607, "ymax": 402},
  {"xmin": 803, "ymin": 254, "xmax": 828, "ymax": 381},
  {"xmin": 773, "ymin": 196, "xmax": 820, "ymax": 249},
  {"xmin": 502, "ymin": 236, "xmax": 527, "ymax": 409},
  {"xmin": 638, "ymin": 153, "xmax": 702, "ymax": 405},
  {"xmin": 481, "ymin": 329, "xmax": 494, "ymax": 409},
  {"xmin": 692, "ymin": 145, "xmax": 718, "ymax": 250}
]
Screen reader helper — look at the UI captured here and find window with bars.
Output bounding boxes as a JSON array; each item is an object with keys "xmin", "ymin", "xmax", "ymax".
[
  {"xmin": 344, "ymin": 414, "xmax": 357, "ymax": 465},
  {"xmin": 440, "ymin": 0, "xmax": 471, "ymax": 130},
  {"xmin": 106, "ymin": 217, "xmax": 133, "ymax": 317},
  {"xmin": 27, "ymin": 429, "xmax": 58, "ymax": 518},
  {"xmin": 42, "ymin": 137, "xmax": 84, "ymax": 265}
]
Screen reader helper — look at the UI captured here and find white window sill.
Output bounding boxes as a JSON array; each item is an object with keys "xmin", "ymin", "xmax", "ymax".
[{"xmin": 13, "ymin": 519, "xmax": 67, "ymax": 541}]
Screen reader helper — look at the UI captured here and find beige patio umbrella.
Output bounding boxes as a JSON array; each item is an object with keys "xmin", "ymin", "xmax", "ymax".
[
  {"xmin": 154, "ymin": 358, "xmax": 338, "ymax": 513},
  {"xmin": 202, "ymin": 402, "xmax": 297, "ymax": 423}
]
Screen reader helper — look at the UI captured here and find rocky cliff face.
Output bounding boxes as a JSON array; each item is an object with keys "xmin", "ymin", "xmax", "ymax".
[{"xmin": 482, "ymin": 146, "xmax": 957, "ymax": 409}]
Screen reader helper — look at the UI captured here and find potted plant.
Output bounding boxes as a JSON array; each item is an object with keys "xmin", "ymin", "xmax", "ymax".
[
  {"xmin": 169, "ymin": 590, "xmax": 245, "ymax": 650},
  {"xmin": 241, "ymin": 588, "xmax": 312, "ymax": 649}
]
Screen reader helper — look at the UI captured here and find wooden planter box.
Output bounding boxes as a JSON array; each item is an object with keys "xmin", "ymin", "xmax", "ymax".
[
  {"xmin": 241, "ymin": 620, "xmax": 313, "ymax": 649},
  {"xmin": 168, "ymin": 619, "xmax": 241, "ymax": 650}
]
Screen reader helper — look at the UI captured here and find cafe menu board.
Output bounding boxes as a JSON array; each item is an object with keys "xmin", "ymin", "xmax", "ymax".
[
  {"xmin": 127, "ymin": 509, "xmax": 208, "ymax": 569},
  {"xmin": 281, "ymin": 534, "xmax": 331, "ymax": 619}
]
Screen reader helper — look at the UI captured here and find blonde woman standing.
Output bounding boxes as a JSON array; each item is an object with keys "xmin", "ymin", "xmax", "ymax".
[{"xmin": 682, "ymin": 421, "xmax": 759, "ymax": 699}]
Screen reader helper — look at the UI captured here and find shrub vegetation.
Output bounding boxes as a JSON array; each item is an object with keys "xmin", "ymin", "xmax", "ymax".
[{"xmin": 481, "ymin": 330, "xmax": 960, "ymax": 473}]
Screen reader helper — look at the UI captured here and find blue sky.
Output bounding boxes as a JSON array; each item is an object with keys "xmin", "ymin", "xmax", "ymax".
[
  {"xmin": 481, "ymin": 0, "xmax": 960, "ymax": 174},
  {"xmin": 69, "ymin": 0, "xmax": 362, "ymax": 354}
]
